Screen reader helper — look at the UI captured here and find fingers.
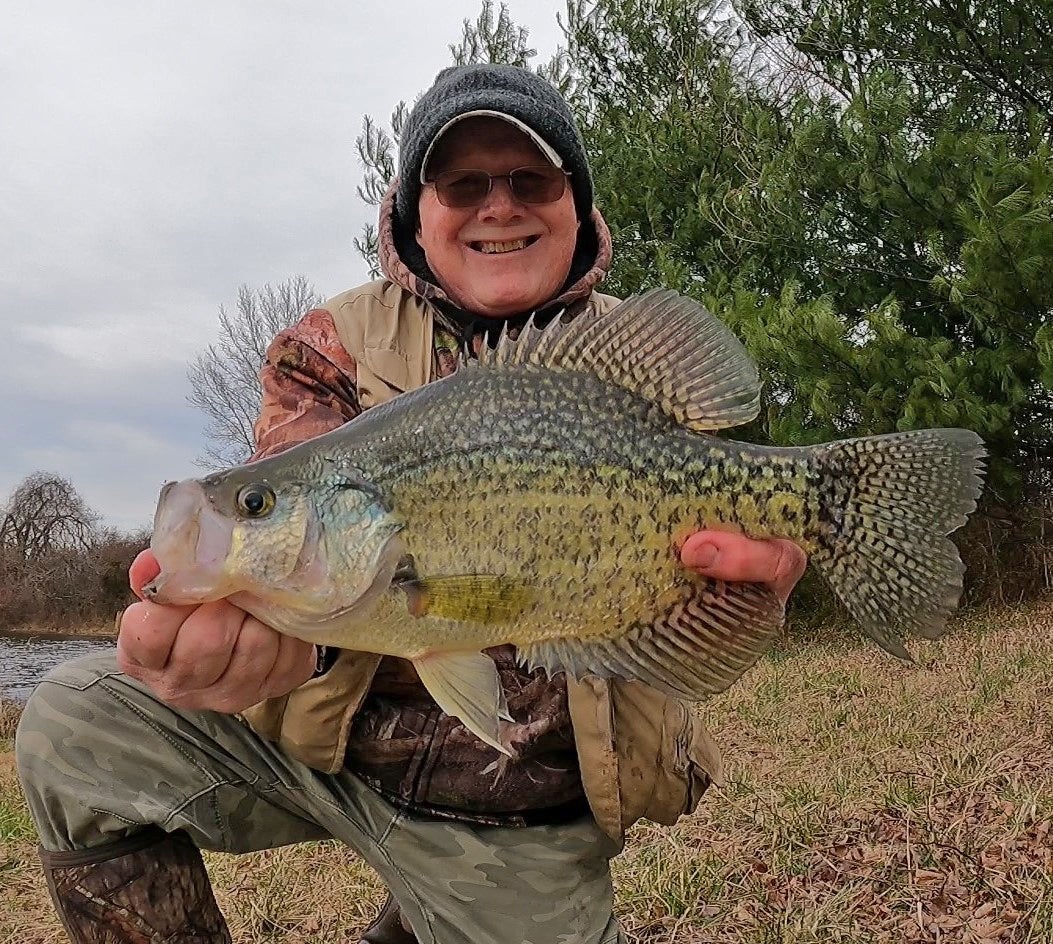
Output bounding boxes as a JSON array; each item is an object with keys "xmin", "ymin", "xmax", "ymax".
[
  {"xmin": 117, "ymin": 599, "xmax": 197, "ymax": 672},
  {"xmin": 681, "ymin": 531, "xmax": 808, "ymax": 605},
  {"xmin": 173, "ymin": 620, "xmax": 315, "ymax": 714},
  {"xmin": 194, "ymin": 617, "xmax": 282, "ymax": 713},
  {"xmin": 264, "ymin": 632, "xmax": 318, "ymax": 699},
  {"xmin": 767, "ymin": 540, "xmax": 808, "ymax": 604},
  {"xmin": 162, "ymin": 601, "xmax": 245, "ymax": 690},
  {"xmin": 116, "ymin": 597, "xmax": 315, "ymax": 714}
]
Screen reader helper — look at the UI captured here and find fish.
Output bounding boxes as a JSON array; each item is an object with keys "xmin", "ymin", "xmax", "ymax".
[{"xmin": 146, "ymin": 290, "xmax": 986, "ymax": 754}]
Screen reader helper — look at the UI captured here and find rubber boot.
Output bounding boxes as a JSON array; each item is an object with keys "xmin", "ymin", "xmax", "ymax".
[
  {"xmin": 360, "ymin": 892, "xmax": 418, "ymax": 944},
  {"xmin": 39, "ymin": 829, "xmax": 231, "ymax": 943}
]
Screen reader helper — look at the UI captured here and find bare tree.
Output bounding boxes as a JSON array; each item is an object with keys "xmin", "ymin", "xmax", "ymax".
[
  {"xmin": 187, "ymin": 276, "xmax": 322, "ymax": 468},
  {"xmin": 0, "ymin": 477, "xmax": 147, "ymax": 628},
  {"xmin": 0, "ymin": 472, "xmax": 99, "ymax": 562}
]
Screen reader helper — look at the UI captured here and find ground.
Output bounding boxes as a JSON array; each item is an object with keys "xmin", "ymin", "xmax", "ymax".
[{"xmin": 1, "ymin": 599, "xmax": 1050, "ymax": 943}]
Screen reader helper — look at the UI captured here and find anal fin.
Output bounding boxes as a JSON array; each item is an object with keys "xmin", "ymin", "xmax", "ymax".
[
  {"xmin": 413, "ymin": 651, "xmax": 513, "ymax": 756},
  {"xmin": 517, "ymin": 577, "xmax": 784, "ymax": 699}
]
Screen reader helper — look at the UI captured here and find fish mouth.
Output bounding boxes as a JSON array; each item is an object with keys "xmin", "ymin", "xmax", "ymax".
[
  {"xmin": 144, "ymin": 480, "xmax": 235, "ymax": 604},
  {"xmin": 468, "ymin": 235, "xmax": 540, "ymax": 255}
]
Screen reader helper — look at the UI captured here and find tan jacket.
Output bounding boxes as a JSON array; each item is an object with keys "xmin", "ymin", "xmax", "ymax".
[{"xmin": 242, "ymin": 280, "xmax": 723, "ymax": 841}]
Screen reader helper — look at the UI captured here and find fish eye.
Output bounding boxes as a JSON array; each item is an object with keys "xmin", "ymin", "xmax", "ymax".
[{"xmin": 235, "ymin": 483, "xmax": 276, "ymax": 518}]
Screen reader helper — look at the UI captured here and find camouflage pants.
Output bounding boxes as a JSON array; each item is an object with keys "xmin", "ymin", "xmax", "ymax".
[{"xmin": 15, "ymin": 653, "xmax": 624, "ymax": 944}]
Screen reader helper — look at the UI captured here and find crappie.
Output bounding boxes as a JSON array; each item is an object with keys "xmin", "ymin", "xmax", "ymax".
[{"xmin": 147, "ymin": 291, "xmax": 985, "ymax": 754}]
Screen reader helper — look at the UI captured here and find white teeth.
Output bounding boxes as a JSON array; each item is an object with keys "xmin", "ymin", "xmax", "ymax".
[{"xmin": 476, "ymin": 239, "xmax": 530, "ymax": 254}]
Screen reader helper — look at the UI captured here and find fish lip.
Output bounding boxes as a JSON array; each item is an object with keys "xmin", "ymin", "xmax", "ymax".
[
  {"xmin": 142, "ymin": 574, "xmax": 228, "ymax": 606},
  {"xmin": 147, "ymin": 478, "xmax": 234, "ymax": 605}
]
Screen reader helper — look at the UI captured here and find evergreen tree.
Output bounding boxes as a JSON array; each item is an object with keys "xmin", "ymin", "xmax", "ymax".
[{"xmin": 563, "ymin": 0, "xmax": 1052, "ymax": 502}]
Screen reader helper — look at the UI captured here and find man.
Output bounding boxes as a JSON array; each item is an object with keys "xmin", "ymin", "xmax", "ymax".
[{"xmin": 16, "ymin": 64, "xmax": 806, "ymax": 943}]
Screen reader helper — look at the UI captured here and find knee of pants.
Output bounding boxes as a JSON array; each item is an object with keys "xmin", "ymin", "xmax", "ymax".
[
  {"xmin": 15, "ymin": 652, "xmax": 124, "ymax": 804},
  {"xmin": 13, "ymin": 651, "xmax": 331, "ymax": 855}
]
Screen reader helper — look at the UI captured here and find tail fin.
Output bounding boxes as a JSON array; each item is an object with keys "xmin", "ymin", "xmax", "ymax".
[{"xmin": 809, "ymin": 428, "xmax": 986, "ymax": 659}]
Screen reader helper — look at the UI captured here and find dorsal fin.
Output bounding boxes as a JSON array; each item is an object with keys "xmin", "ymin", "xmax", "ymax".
[{"xmin": 475, "ymin": 290, "xmax": 761, "ymax": 432}]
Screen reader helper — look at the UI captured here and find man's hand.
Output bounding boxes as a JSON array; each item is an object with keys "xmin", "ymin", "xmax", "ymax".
[
  {"xmin": 680, "ymin": 531, "xmax": 807, "ymax": 605},
  {"xmin": 116, "ymin": 550, "xmax": 316, "ymax": 714}
]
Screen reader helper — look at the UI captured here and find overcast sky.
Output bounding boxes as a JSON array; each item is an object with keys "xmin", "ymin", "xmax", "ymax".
[{"xmin": 2, "ymin": 1, "xmax": 565, "ymax": 533}]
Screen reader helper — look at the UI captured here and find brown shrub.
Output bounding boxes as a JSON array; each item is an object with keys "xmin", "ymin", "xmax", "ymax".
[{"xmin": 0, "ymin": 529, "xmax": 148, "ymax": 631}]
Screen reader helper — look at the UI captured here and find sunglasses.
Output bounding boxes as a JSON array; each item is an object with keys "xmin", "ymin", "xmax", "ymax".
[{"xmin": 425, "ymin": 165, "xmax": 571, "ymax": 208}]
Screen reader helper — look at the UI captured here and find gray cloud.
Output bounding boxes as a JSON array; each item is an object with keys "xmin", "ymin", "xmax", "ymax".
[{"xmin": 3, "ymin": 1, "xmax": 564, "ymax": 532}]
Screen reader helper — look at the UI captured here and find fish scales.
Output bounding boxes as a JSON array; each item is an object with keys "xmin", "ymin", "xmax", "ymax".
[
  {"xmin": 147, "ymin": 290, "xmax": 986, "ymax": 754},
  {"xmin": 369, "ymin": 364, "xmax": 821, "ymax": 541},
  {"xmin": 339, "ymin": 371, "xmax": 819, "ymax": 651}
]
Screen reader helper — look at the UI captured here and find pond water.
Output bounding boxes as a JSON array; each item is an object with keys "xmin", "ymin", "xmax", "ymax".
[{"xmin": 0, "ymin": 635, "xmax": 115, "ymax": 702}]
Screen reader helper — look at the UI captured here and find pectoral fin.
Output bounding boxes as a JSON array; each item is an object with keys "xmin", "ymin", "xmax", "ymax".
[
  {"xmin": 413, "ymin": 651, "xmax": 513, "ymax": 756},
  {"xmin": 400, "ymin": 575, "xmax": 536, "ymax": 624}
]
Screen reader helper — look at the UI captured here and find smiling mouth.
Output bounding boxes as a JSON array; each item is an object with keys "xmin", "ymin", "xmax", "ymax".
[{"xmin": 469, "ymin": 236, "xmax": 540, "ymax": 254}]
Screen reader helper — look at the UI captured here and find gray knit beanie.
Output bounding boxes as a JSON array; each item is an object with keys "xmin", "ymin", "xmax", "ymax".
[{"xmin": 394, "ymin": 63, "xmax": 594, "ymax": 235}]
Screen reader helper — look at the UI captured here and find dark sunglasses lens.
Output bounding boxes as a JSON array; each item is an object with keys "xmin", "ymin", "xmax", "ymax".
[
  {"xmin": 434, "ymin": 170, "xmax": 491, "ymax": 207},
  {"xmin": 432, "ymin": 167, "xmax": 567, "ymax": 207},
  {"xmin": 510, "ymin": 167, "xmax": 566, "ymax": 204}
]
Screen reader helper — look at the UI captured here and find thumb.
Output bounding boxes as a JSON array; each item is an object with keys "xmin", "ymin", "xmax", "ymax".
[{"xmin": 128, "ymin": 549, "xmax": 161, "ymax": 600}]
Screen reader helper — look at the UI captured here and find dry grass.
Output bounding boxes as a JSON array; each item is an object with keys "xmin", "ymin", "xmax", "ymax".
[
  {"xmin": 0, "ymin": 702, "xmax": 22, "ymax": 741},
  {"xmin": 2, "ymin": 599, "xmax": 1051, "ymax": 943},
  {"xmin": 615, "ymin": 599, "xmax": 1053, "ymax": 943}
]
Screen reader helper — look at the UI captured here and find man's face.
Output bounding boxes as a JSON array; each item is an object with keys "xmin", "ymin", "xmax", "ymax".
[{"xmin": 416, "ymin": 118, "xmax": 579, "ymax": 319}]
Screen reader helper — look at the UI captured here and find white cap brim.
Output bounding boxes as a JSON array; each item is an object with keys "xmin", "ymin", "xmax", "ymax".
[{"xmin": 419, "ymin": 110, "xmax": 564, "ymax": 183}]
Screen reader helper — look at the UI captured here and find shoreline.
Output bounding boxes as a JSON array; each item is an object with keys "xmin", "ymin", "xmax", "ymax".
[{"xmin": 0, "ymin": 625, "xmax": 116, "ymax": 643}]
